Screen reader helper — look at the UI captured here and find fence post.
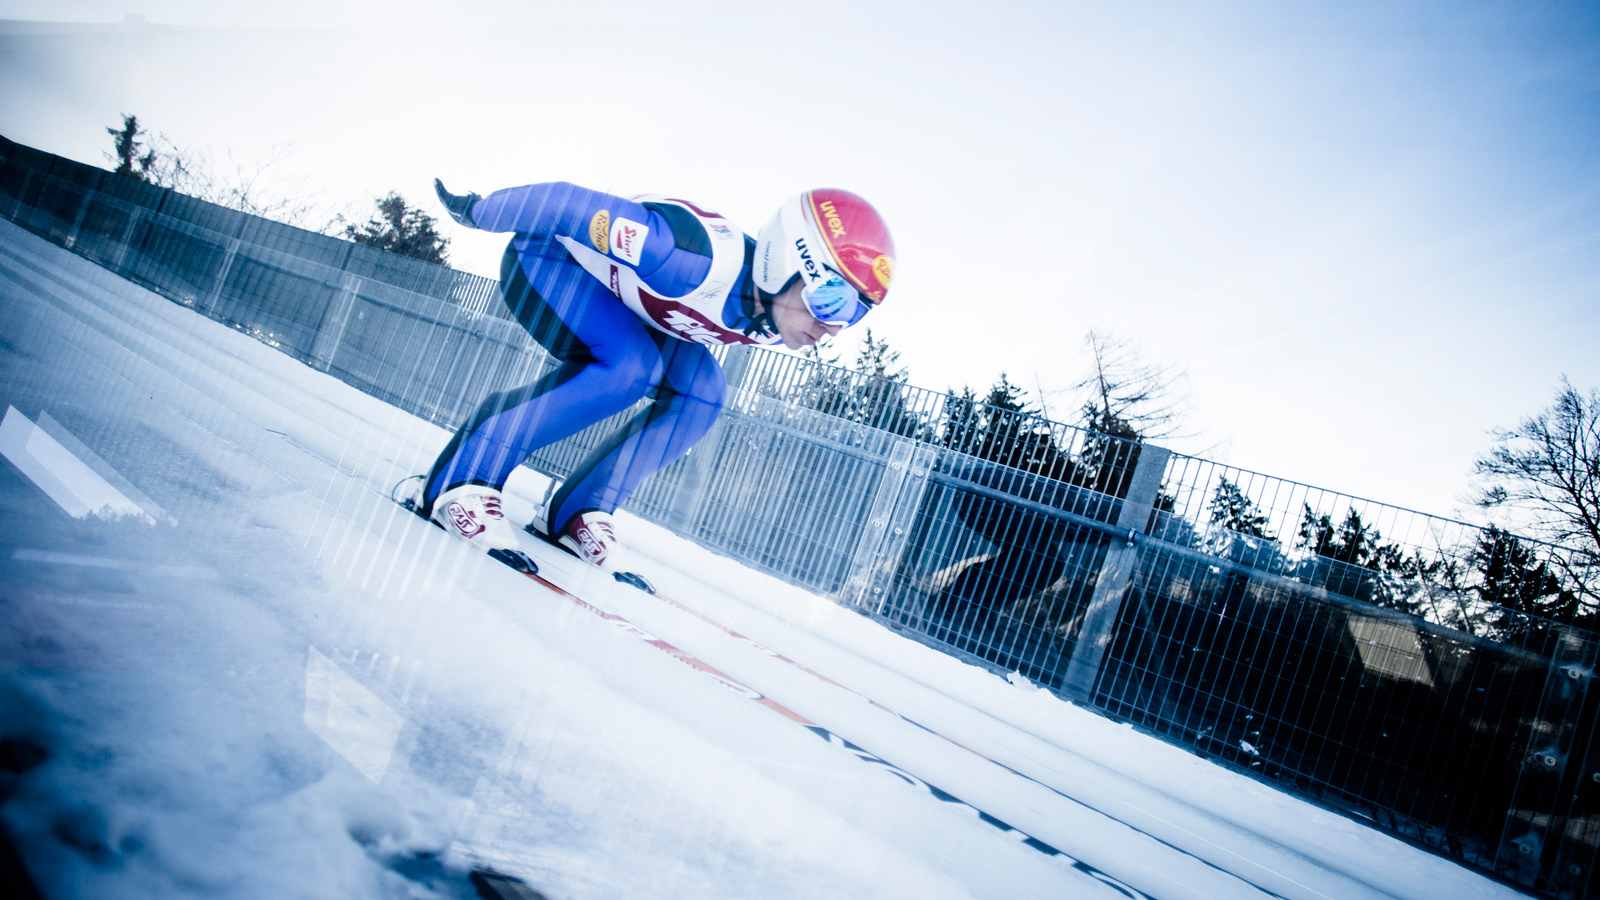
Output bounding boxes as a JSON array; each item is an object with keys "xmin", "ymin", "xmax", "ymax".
[
  {"xmin": 1495, "ymin": 627, "xmax": 1599, "ymax": 891},
  {"xmin": 204, "ymin": 237, "xmax": 242, "ymax": 314},
  {"xmin": 667, "ymin": 345, "xmax": 752, "ymax": 533},
  {"xmin": 19, "ymin": 169, "xmax": 43, "ymax": 227},
  {"xmin": 111, "ymin": 206, "xmax": 144, "ymax": 274},
  {"xmin": 0, "ymin": 169, "xmax": 25, "ymax": 222},
  {"xmin": 1059, "ymin": 444, "xmax": 1171, "ymax": 702},
  {"xmin": 308, "ymin": 272, "xmax": 362, "ymax": 373},
  {"xmin": 63, "ymin": 189, "xmax": 93, "ymax": 251},
  {"xmin": 840, "ymin": 439, "xmax": 937, "ymax": 614}
]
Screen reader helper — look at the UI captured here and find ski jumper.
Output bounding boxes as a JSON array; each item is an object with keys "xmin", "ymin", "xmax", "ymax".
[{"xmin": 420, "ymin": 182, "xmax": 781, "ymax": 535}]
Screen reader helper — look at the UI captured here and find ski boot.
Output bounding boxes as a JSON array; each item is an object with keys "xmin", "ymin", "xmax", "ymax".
[{"xmin": 393, "ymin": 476, "xmax": 538, "ymax": 574}]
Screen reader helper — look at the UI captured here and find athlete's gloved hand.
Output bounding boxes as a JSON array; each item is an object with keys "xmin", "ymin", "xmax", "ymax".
[{"xmin": 434, "ymin": 178, "xmax": 480, "ymax": 228}]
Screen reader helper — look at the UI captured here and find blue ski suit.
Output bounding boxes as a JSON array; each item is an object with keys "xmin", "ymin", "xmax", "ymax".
[{"xmin": 420, "ymin": 182, "xmax": 781, "ymax": 535}]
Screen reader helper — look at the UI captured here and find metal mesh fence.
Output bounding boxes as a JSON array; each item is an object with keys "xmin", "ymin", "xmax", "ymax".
[
  {"xmin": 1096, "ymin": 539, "xmax": 1596, "ymax": 879},
  {"xmin": 5, "ymin": 133, "xmax": 1599, "ymax": 896}
]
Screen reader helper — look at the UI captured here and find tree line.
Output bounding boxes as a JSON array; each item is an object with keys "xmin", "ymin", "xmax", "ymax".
[{"xmin": 795, "ymin": 324, "xmax": 1600, "ymax": 640}]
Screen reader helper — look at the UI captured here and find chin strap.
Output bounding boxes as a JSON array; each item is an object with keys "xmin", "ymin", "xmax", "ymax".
[{"xmin": 744, "ymin": 286, "xmax": 778, "ymax": 339}]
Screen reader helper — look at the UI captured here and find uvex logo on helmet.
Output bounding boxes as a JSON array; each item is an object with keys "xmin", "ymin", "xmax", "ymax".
[
  {"xmin": 817, "ymin": 199, "xmax": 847, "ymax": 239},
  {"xmin": 794, "ymin": 238, "xmax": 825, "ymax": 283}
]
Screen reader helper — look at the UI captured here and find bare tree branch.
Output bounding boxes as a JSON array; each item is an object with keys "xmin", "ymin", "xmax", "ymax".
[
  {"xmin": 1068, "ymin": 330, "xmax": 1189, "ymax": 441},
  {"xmin": 1473, "ymin": 377, "xmax": 1600, "ymax": 603},
  {"xmin": 142, "ymin": 133, "xmax": 348, "ymax": 234}
]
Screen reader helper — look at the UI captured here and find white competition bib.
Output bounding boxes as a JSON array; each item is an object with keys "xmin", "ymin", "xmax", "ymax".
[{"xmin": 555, "ymin": 196, "xmax": 774, "ymax": 348}]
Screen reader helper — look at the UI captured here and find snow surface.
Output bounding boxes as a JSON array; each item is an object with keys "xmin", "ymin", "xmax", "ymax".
[{"xmin": 0, "ymin": 218, "xmax": 1526, "ymax": 899}]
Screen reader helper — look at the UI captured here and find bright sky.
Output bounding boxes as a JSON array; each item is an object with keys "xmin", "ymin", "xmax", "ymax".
[{"xmin": 1, "ymin": 0, "xmax": 1596, "ymax": 523}]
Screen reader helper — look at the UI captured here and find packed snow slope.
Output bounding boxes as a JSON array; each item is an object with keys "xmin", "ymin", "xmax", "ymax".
[{"xmin": 0, "ymin": 218, "xmax": 1524, "ymax": 899}]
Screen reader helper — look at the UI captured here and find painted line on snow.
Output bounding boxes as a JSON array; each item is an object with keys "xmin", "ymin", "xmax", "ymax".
[
  {"xmin": 499, "ymin": 547, "xmax": 1155, "ymax": 899},
  {"xmin": 626, "ymin": 570, "xmax": 1290, "ymax": 899},
  {"xmin": 0, "ymin": 406, "xmax": 155, "ymax": 523}
]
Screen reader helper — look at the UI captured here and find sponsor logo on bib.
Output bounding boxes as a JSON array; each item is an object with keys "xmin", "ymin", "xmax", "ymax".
[
  {"xmin": 610, "ymin": 216, "xmax": 649, "ymax": 265},
  {"xmin": 662, "ymin": 311, "xmax": 728, "ymax": 348},
  {"xmin": 589, "ymin": 210, "xmax": 611, "ymax": 253}
]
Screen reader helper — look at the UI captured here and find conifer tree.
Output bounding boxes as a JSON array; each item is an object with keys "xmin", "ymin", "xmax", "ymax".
[
  {"xmin": 1069, "ymin": 332, "xmax": 1184, "ymax": 498},
  {"xmin": 1473, "ymin": 527, "xmax": 1582, "ymax": 632},
  {"xmin": 940, "ymin": 386, "xmax": 983, "ymax": 456},
  {"xmin": 1073, "ymin": 331, "xmax": 1184, "ymax": 442},
  {"xmin": 1208, "ymin": 479, "xmax": 1273, "ymax": 540},
  {"xmin": 1202, "ymin": 478, "xmax": 1282, "ymax": 569},
  {"xmin": 1295, "ymin": 505, "xmax": 1418, "ymax": 613},
  {"xmin": 344, "ymin": 192, "xmax": 451, "ymax": 264},
  {"xmin": 849, "ymin": 330, "xmax": 920, "ymax": 436},
  {"xmin": 105, "ymin": 114, "xmax": 158, "ymax": 181},
  {"xmin": 978, "ymin": 372, "xmax": 1035, "ymax": 467}
]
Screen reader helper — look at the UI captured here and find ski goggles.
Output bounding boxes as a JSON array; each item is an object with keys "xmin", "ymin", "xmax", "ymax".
[{"xmin": 801, "ymin": 270, "xmax": 872, "ymax": 326}]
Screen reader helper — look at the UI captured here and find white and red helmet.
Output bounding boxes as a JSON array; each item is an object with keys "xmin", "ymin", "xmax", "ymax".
[{"xmin": 754, "ymin": 189, "xmax": 895, "ymax": 326}]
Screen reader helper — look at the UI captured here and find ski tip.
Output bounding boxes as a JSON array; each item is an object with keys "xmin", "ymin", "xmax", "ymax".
[
  {"xmin": 487, "ymin": 547, "xmax": 540, "ymax": 576},
  {"xmin": 390, "ymin": 474, "xmax": 426, "ymax": 513},
  {"xmin": 613, "ymin": 570, "xmax": 656, "ymax": 595}
]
